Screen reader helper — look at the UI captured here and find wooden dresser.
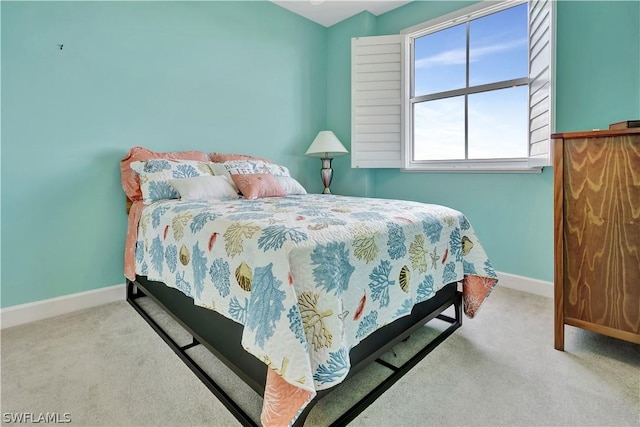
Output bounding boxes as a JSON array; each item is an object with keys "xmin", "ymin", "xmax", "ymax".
[{"xmin": 553, "ymin": 128, "xmax": 640, "ymax": 350}]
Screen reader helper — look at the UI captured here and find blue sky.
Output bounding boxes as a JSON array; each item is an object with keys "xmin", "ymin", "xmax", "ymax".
[{"xmin": 412, "ymin": 3, "xmax": 528, "ymax": 160}]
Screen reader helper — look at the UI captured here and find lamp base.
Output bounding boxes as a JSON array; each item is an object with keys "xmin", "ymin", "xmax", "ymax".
[{"xmin": 320, "ymin": 158, "xmax": 333, "ymax": 194}]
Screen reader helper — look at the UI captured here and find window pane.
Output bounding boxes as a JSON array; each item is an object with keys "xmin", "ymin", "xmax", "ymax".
[
  {"xmin": 468, "ymin": 86, "xmax": 528, "ymax": 159},
  {"xmin": 469, "ymin": 4, "xmax": 528, "ymax": 87},
  {"xmin": 414, "ymin": 24, "xmax": 466, "ymax": 96},
  {"xmin": 413, "ymin": 96, "xmax": 465, "ymax": 161}
]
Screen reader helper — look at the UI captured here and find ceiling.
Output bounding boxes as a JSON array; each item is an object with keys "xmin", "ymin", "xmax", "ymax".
[{"xmin": 270, "ymin": 0, "xmax": 413, "ymax": 27}]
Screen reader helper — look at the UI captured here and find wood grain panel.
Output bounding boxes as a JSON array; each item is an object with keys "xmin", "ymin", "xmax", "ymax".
[
  {"xmin": 562, "ymin": 134, "xmax": 640, "ymax": 335},
  {"xmin": 553, "ymin": 137, "xmax": 565, "ymax": 350}
]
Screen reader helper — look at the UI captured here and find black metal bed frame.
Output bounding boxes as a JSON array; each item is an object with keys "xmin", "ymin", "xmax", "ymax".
[{"xmin": 127, "ymin": 276, "xmax": 462, "ymax": 426}]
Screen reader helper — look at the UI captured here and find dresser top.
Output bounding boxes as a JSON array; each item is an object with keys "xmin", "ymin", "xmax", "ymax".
[{"xmin": 552, "ymin": 127, "xmax": 640, "ymax": 139}]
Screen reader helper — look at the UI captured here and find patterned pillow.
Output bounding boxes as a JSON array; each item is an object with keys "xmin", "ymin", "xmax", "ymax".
[
  {"xmin": 120, "ymin": 146, "xmax": 210, "ymax": 202},
  {"xmin": 209, "ymin": 152, "xmax": 271, "ymax": 163},
  {"xmin": 230, "ymin": 173, "xmax": 286, "ymax": 199},
  {"xmin": 130, "ymin": 159, "xmax": 214, "ymax": 204},
  {"xmin": 210, "ymin": 160, "xmax": 291, "ymax": 192},
  {"xmin": 266, "ymin": 163, "xmax": 291, "ymax": 177},
  {"xmin": 224, "ymin": 159, "xmax": 265, "ymax": 174}
]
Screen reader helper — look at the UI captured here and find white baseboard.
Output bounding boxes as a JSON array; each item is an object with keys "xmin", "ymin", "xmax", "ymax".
[
  {"xmin": 1, "ymin": 283, "xmax": 126, "ymax": 329},
  {"xmin": 496, "ymin": 271, "xmax": 553, "ymax": 299}
]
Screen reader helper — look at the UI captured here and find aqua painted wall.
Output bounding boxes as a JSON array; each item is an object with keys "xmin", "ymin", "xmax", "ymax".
[
  {"xmin": 327, "ymin": 1, "xmax": 640, "ymax": 283},
  {"xmin": 1, "ymin": 1, "xmax": 327, "ymax": 307},
  {"xmin": 2, "ymin": 1, "xmax": 638, "ymax": 307},
  {"xmin": 555, "ymin": 1, "xmax": 640, "ymax": 131}
]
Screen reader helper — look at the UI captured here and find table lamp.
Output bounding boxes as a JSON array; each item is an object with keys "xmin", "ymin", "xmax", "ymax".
[{"xmin": 305, "ymin": 131, "xmax": 348, "ymax": 194}]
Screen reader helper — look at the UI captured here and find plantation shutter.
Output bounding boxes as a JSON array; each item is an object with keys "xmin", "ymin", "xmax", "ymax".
[
  {"xmin": 528, "ymin": 0, "xmax": 555, "ymax": 168},
  {"xmin": 351, "ymin": 35, "xmax": 404, "ymax": 168}
]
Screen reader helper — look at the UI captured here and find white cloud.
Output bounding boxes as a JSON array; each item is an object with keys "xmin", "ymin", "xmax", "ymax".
[
  {"xmin": 415, "ymin": 48, "xmax": 466, "ymax": 69},
  {"xmin": 415, "ymin": 38, "xmax": 526, "ymax": 69},
  {"xmin": 469, "ymin": 38, "xmax": 527, "ymax": 61}
]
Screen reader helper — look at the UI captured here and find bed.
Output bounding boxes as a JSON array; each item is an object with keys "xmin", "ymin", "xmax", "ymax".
[{"xmin": 121, "ymin": 147, "xmax": 498, "ymax": 426}]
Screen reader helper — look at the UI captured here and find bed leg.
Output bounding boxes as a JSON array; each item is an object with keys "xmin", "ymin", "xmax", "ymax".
[
  {"xmin": 126, "ymin": 280, "xmax": 142, "ymax": 299},
  {"xmin": 435, "ymin": 292, "xmax": 462, "ymax": 327}
]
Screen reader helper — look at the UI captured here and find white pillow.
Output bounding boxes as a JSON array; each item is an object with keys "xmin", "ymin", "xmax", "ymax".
[
  {"xmin": 275, "ymin": 176, "xmax": 307, "ymax": 195},
  {"xmin": 169, "ymin": 176, "xmax": 239, "ymax": 201}
]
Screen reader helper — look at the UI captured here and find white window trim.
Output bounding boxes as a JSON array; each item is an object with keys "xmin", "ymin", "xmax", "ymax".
[
  {"xmin": 401, "ymin": 0, "xmax": 525, "ymax": 39},
  {"xmin": 403, "ymin": 1, "xmax": 537, "ymax": 173},
  {"xmin": 350, "ymin": 0, "xmax": 554, "ymax": 173}
]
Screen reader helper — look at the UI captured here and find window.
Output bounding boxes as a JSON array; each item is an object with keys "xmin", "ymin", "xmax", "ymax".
[{"xmin": 351, "ymin": 0, "xmax": 554, "ymax": 172}]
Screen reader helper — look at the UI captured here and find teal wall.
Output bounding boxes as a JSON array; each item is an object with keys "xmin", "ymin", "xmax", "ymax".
[
  {"xmin": 555, "ymin": 1, "xmax": 640, "ymax": 131},
  {"xmin": 2, "ymin": 1, "xmax": 639, "ymax": 307},
  {"xmin": 327, "ymin": 0, "xmax": 640, "ymax": 283},
  {"xmin": 1, "ymin": 1, "xmax": 326, "ymax": 307}
]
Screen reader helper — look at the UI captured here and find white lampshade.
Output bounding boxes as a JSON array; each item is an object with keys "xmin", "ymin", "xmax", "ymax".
[{"xmin": 305, "ymin": 131, "xmax": 348, "ymax": 158}]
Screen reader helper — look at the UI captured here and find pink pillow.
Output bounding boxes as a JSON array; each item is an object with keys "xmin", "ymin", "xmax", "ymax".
[
  {"xmin": 120, "ymin": 146, "xmax": 210, "ymax": 201},
  {"xmin": 209, "ymin": 152, "xmax": 271, "ymax": 163},
  {"xmin": 231, "ymin": 173, "xmax": 286, "ymax": 199}
]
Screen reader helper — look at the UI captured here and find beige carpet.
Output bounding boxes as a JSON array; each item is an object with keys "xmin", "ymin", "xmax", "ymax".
[{"xmin": 1, "ymin": 286, "xmax": 639, "ymax": 426}]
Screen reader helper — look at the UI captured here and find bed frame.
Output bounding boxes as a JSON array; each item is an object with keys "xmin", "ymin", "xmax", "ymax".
[{"xmin": 127, "ymin": 275, "xmax": 462, "ymax": 426}]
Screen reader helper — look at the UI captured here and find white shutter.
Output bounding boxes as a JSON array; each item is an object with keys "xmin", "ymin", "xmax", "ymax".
[
  {"xmin": 528, "ymin": 0, "xmax": 555, "ymax": 168},
  {"xmin": 351, "ymin": 35, "xmax": 404, "ymax": 168}
]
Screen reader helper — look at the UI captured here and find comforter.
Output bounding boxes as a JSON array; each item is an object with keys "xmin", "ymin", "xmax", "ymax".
[{"xmin": 132, "ymin": 194, "xmax": 498, "ymax": 426}]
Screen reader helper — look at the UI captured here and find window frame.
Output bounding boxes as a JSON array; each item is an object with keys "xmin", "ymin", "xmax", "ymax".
[{"xmin": 401, "ymin": 0, "xmax": 553, "ymax": 173}]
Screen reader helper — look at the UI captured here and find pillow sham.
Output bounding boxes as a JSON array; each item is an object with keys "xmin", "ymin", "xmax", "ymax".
[
  {"xmin": 130, "ymin": 159, "xmax": 214, "ymax": 204},
  {"xmin": 169, "ymin": 176, "xmax": 239, "ymax": 201},
  {"xmin": 120, "ymin": 146, "xmax": 210, "ymax": 202},
  {"xmin": 230, "ymin": 173, "xmax": 286, "ymax": 200},
  {"xmin": 275, "ymin": 176, "xmax": 307, "ymax": 195},
  {"xmin": 223, "ymin": 159, "xmax": 265, "ymax": 175},
  {"xmin": 266, "ymin": 163, "xmax": 291, "ymax": 178},
  {"xmin": 214, "ymin": 158, "xmax": 291, "ymax": 178},
  {"xmin": 209, "ymin": 152, "xmax": 271, "ymax": 163}
]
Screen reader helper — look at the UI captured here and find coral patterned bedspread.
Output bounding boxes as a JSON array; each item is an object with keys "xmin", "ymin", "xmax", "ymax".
[{"xmin": 133, "ymin": 194, "xmax": 498, "ymax": 426}]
